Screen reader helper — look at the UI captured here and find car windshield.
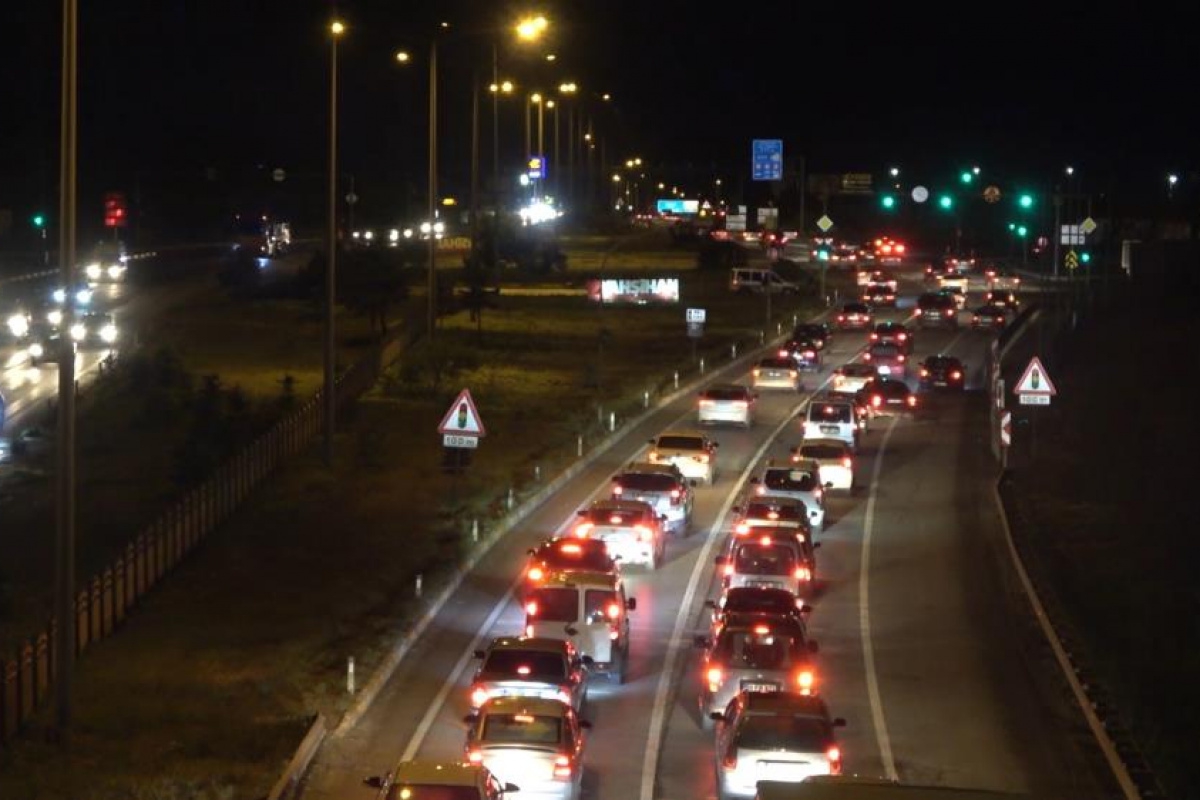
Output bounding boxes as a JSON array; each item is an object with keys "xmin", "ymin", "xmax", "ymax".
[
  {"xmin": 656, "ymin": 435, "xmax": 704, "ymax": 450},
  {"xmin": 735, "ymin": 716, "xmax": 831, "ymax": 752},
  {"xmin": 733, "ymin": 542, "xmax": 798, "ymax": 575},
  {"xmin": 480, "ymin": 713, "xmax": 563, "ymax": 745},
  {"xmin": 763, "ymin": 470, "xmax": 818, "ymax": 492},
  {"xmin": 743, "ymin": 501, "xmax": 803, "ymax": 521},
  {"xmin": 483, "ymin": 650, "xmax": 566, "ymax": 679},
  {"xmin": 800, "ymin": 444, "xmax": 845, "ymax": 460},
  {"xmin": 616, "ymin": 473, "xmax": 677, "ymax": 492},
  {"xmin": 527, "ymin": 588, "xmax": 579, "ymax": 622},
  {"xmin": 704, "ymin": 387, "xmax": 749, "ymax": 401},
  {"xmin": 714, "ymin": 627, "xmax": 800, "ymax": 669},
  {"xmin": 809, "ymin": 404, "xmax": 851, "ymax": 423},
  {"xmin": 391, "ymin": 786, "xmax": 481, "ymax": 800},
  {"xmin": 720, "ymin": 589, "xmax": 797, "ymax": 615}
]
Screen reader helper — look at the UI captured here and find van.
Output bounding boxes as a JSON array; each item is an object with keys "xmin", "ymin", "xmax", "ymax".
[
  {"xmin": 801, "ymin": 398, "xmax": 859, "ymax": 451},
  {"xmin": 731, "ymin": 268, "xmax": 800, "ymax": 295},
  {"xmin": 523, "ymin": 569, "xmax": 637, "ymax": 683}
]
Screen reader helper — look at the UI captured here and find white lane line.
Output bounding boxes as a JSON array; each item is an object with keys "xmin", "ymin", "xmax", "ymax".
[{"xmin": 860, "ymin": 416, "xmax": 900, "ymax": 780}]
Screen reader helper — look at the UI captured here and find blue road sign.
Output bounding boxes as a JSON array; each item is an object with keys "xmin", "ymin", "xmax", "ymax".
[{"xmin": 751, "ymin": 139, "xmax": 784, "ymax": 181}]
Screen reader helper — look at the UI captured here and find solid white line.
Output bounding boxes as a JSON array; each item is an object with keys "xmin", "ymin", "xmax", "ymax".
[{"xmin": 860, "ymin": 416, "xmax": 900, "ymax": 781}]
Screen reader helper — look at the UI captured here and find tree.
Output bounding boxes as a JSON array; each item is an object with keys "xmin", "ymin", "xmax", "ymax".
[
  {"xmin": 459, "ymin": 249, "xmax": 500, "ymax": 341},
  {"xmin": 338, "ymin": 248, "xmax": 409, "ymax": 337}
]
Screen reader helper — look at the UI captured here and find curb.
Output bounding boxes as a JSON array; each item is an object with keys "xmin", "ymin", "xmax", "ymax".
[{"xmin": 268, "ymin": 714, "xmax": 328, "ymax": 800}]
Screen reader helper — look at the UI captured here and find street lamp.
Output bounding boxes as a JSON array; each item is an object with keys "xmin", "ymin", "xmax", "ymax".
[
  {"xmin": 1167, "ymin": 173, "xmax": 1179, "ymax": 199},
  {"xmin": 1065, "ymin": 165, "xmax": 1074, "ymax": 177},
  {"xmin": 889, "ymin": 166, "xmax": 900, "ymax": 177},
  {"xmin": 324, "ymin": 18, "xmax": 346, "ymax": 466},
  {"xmin": 515, "ymin": 14, "xmax": 548, "ymax": 40}
]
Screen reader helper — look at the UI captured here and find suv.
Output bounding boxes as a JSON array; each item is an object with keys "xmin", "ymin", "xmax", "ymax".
[
  {"xmin": 749, "ymin": 463, "xmax": 827, "ymax": 531},
  {"xmin": 647, "ymin": 431, "xmax": 719, "ymax": 485},
  {"xmin": 834, "ymin": 302, "xmax": 873, "ymax": 331},
  {"xmin": 610, "ymin": 462, "xmax": 696, "ymax": 535},
  {"xmin": 790, "ymin": 323, "xmax": 830, "ymax": 351},
  {"xmin": 468, "ymin": 637, "xmax": 589, "ymax": 713},
  {"xmin": 730, "ymin": 267, "xmax": 799, "ymax": 295},
  {"xmin": 801, "ymin": 398, "xmax": 859, "ymax": 451},
  {"xmin": 523, "ymin": 570, "xmax": 636, "ymax": 683},
  {"xmin": 792, "ymin": 439, "xmax": 853, "ymax": 492},
  {"xmin": 863, "ymin": 342, "xmax": 908, "ymax": 379},
  {"xmin": 915, "ymin": 292, "xmax": 959, "ymax": 328},
  {"xmin": 694, "ymin": 612, "xmax": 819, "ymax": 726},
  {"xmin": 573, "ymin": 499, "xmax": 666, "ymax": 569},
  {"xmin": 869, "ymin": 321, "xmax": 913, "ymax": 354},
  {"xmin": 831, "ymin": 363, "xmax": 877, "ymax": 395},
  {"xmin": 717, "ymin": 532, "xmax": 815, "ymax": 597},
  {"xmin": 712, "ymin": 692, "xmax": 846, "ymax": 796},
  {"xmin": 918, "ymin": 354, "xmax": 966, "ymax": 391}
]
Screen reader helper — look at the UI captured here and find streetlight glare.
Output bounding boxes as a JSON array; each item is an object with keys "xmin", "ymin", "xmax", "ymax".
[
  {"xmin": 611, "ymin": 174, "xmax": 621, "ymax": 182},
  {"xmin": 889, "ymin": 167, "xmax": 900, "ymax": 177},
  {"xmin": 545, "ymin": 53, "xmax": 557, "ymax": 61},
  {"xmin": 558, "ymin": 82, "xmax": 577, "ymax": 94},
  {"xmin": 530, "ymin": 92, "xmax": 542, "ymax": 103},
  {"xmin": 1168, "ymin": 173, "xmax": 1179, "ymax": 185},
  {"xmin": 516, "ymin": 14, "xmax": 549, "ymax": 40},
  {"xmin": 545, "ymin": 99, "xmax": 555, "ymax": 108},
  {"xmin": 330, "ymin": 20, "xmax": 346, "ymax": 36},
  {"xmin": 601, "ymin": 93, "xmax": 612, "ymax": 101},
  {"xmin": 395, "ymin": 51, "xmax": 411, "ymax": 63},
  {"xmin": 1065, "ymin": 165, "xmax": 1074, "ymax": 176}
]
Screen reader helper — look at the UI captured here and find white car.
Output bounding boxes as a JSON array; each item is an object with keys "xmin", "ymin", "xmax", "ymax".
[
  {"xmin": 751, "ymin": 357, "xmax": 800, "ymax": 391},
  {"xmin": 801, "ymin": 398, "xmax": 859, "ymax": 452},
  {"xmin": 698, "ymin": 383, "xmax": 757, "ymax": 427},
  {"xmin": 647, "ymin": 431, "xmax": 719, "ymax": 485},
  {"xmin": 573, "ymin": 499, "xmax": 665, "ymax": 569},
  {"xmin": 749, "ymin": 462, "xmax": 827, "ymax": 531},
  {"xmin": 464, "ymin": 697, "xmax": 589, "ymax": 800},
  {"xmin": 831, "ymin": 363, "xmax": 877, "ymax": 395},
  {"xmin": 792, "ymin": 439, "xmax": 854, "ymax": 492}
]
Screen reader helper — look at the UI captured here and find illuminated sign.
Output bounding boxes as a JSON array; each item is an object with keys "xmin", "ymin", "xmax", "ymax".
[
  {"xmin": 655, "ymin": 199, "xmax": 700, "ymax": 214},
  {"xmin": 587, "ymin": 277, "xmax": 680, "ymax": 305},
  {"xmin": 527, "ymin": 156, "xmax": 546, "ymax": 179}
]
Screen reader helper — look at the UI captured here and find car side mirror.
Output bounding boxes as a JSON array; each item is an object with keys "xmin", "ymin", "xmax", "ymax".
[
  {"xmin": 693, "ymin": 635, "xmax": 711, "ymax": 648},
  {"xmin": 580, "ymin": 719, "xmax": 593, "ymax": 729},
  {"xmin": 473, "ymin": 649, "xmax": 486, "ymax": 659},
  {"xmin": 565, "ymin": 626, "xmax": 579, "ymax": 636},
  {"xmin": 813, "ymin": 542, "xmax": 822, "ymax": 549},
  {"xmin": 833, "ymin": 718, "xmax": 847, "ymax": 728},
  {"xmin": 363, "ymin": 776, "xmax": 386, "ymax": 790},
  {"xmin": 690, "ymin": 480, "xmax": 698, "ymax": 488},
  {"xmin": 824, "ymin": 482, "xmax": 834, "ymax": 489},
  {"xmin": 626, "ymin": 597, "xmax": 637, "ymax": 611},
  {"xmin": 704, "ymin": 599, "xmax": 717, "ymax": 609},
  {"xmin": 648, "ymin": 438, "xmax": 656, "ymax": 446},
  {"xmin": 503, "ymin": 782, "xmax": 521, "ymax": 793},
  {"xmin": 731, "ymin": 505, "xmax": 742, "ymax": 514},
  {"xmin": 799, "ymin": 603, "xmax": 812, "ymax": 613},
  {"xmin": 711, "ymin": 442, "xmax": 720, "ymax": 448},
  {"xmin": 576, "ymin": 509, "xmax": 586, "ymax": 516},
  {"xmin": 463, "ymin": 713, "xmax": 478, "ymax": 724},
  {"xmin": 714, "ymin": 555, "xmax": 728, "ymax": 566},
  {"xmin": 808, "ymin": 640, "xmax": 820, "ymax": 653}
]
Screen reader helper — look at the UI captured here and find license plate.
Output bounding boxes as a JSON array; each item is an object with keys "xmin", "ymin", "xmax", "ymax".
[
  {"xmin": 934, "ymin": 380, "xmax": 947, "ymax": 386},
  {"xmin": 878, "ymin": 366, "xmax": 891, "ymax": 375},
  {"xmin": 749, "ymin": 581, "xmax": 780, "ymax": 589},
  {"xmin": 819, "ymin": 425, "xmax": 839, "ymax": 434},
  {"xmin": 742, "ymin": 682, "xmax": 779, "ymax": 693}
]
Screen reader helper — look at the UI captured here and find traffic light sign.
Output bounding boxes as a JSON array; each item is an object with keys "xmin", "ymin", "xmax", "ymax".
[
  {"xmin": 880, "ymin": 194, "xmax": 896, "ymax": 210},
  {"xmin": 32, "ymin": 213, "xmax": 46, "ymax": 228},
  {"xmin": 1080, "ymin": 251, "xmax": 1091, "ymax": 263},
  {"xmin": 959, "ymin": 171, "xmax": 973, "ymax": 184},
  {"xmin": 1017, "ymin": 193, "xmax": 1034, "ymax": 210},
  {"xmin": 1016, "ymin": 225, "xmax": 1028, "ymax": 237},
  {"xmin": 103, "ymin": 191, "xmax": 128, "ymax": 228},
  {"xmin": 938, "ymin": 194, "xmax": 954, "ymax": 210}
]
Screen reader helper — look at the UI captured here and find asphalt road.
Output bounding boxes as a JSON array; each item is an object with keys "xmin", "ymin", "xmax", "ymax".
[{"xmin": 298, "ymin": 265, "xmax": 1112, "ymax": 800}]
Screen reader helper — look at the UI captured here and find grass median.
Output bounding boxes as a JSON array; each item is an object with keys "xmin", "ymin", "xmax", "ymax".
[{"xmin": 0, "ymin": 253, "xmax": 819, "ymax": 800}]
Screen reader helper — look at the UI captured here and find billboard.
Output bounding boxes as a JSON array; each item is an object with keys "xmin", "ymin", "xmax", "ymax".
[
  {"xmin": 586, "ymin": 277, "xmax": 680, "ymax": 305},
  {"xmin": 656, "ymin": 199, "xmax": 700, "ymax": 214}
]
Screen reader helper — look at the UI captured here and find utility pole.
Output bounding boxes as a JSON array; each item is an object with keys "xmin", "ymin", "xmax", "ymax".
[{"xmin": 1052, "ymin": 189, "xmax": 1062, "ymax": 281}]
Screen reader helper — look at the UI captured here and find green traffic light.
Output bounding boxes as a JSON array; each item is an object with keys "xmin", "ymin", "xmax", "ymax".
[
  {"xmin": 1007, "ymin": 222, "xmax": 1016, "ymax": 231},
  {"xmin": 1018, "ymin": 193, "xmax": 1034, "ymax": 209},
  {"xmin": 1080, "ymin": 251, "xmax": 1091, "ymax": 263},
  {"xmin": 32, "ymin": 214, "xmax": 45, "ymax": 228},
  {"xmin": 960, "ymin": 171, "xmax": 973, "ymax": 184},
  {"xmin": 938, "ymin": 195, "xmax": 954, "ymax": 210},
  {"xmin": 880, "ymin": 194, "xmax": 896, "ymax": 210},
  {"xmin": 1017, "ymin": 225, "xmax": 1028, "ymax": 237}
]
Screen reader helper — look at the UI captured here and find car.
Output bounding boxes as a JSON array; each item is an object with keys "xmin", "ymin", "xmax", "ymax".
[
  {"xmin": 463, "ymin": 697, "xmax": 590, "ymax": 800},
  {"xmin": 363, "ymin": 759, "xmax": 520, "ymax": 800},
  {"xmin": 915, "ymin": 292, "xmax": 959, "ymax": 328},
  {"xmin": 468, "ymin": 636, "xmax": 589, "ymax": 713},
  {"xmin": 985, "ymin": 268, "xmax": 1022, "ymax": 291},
  {"xmin": 971, "ymin": 304, "xmax": 1008, "ymax": 329},
  {"xmin": 801, "ymin": 397, "xmax": 859, "ymax": 451},
  {"xmin": 610, "ymin": 462, "xmax": 696, "ymax": 535},
  {"xmin": 862, "ymin": 342, "xmax": 908, "ymax": 379},
  {"xmin": 730, "ymin": 267, "xmax": 799, "ymax": 295},
  {"xmin": 5, "ymin": 304, "xmax": 33, "ymax": 340},
  {"xmin": 941, "ymin": 254, "xmax": 975, "ymax": 275},
  {"xmin": 791, "ymin": 323, "xmax": 830, "ymax": 350},
  {"xmin": 24, "ymin": 321, "xmax": 63, "ymax": 366},
  {"xmin": 752, "ymin": 357, "xmax": 801, "ymax": 392},
  {"xmin": 82, "ymin": 242, "xmax": 129, "ymax": 283},
  {"xmin": 522, "ymin": 569, "xmax": 636, "ymax": 683},
  {"xmin": 716, "ymin": 531, "xmax": 816, "ymax": 597},
  {"xmin": 923, "ymin": 261, "xmax": 954, "ymax": 284},
  {"xmin": 873, "ymin": 237, "xmax": 906, "ymax": 263},
  {"xmin": 730, "ymin": 495, "xmax": 816, "ymax": 543},
  {"xmin": 857, "ymin": 377, "xmax": 918, "ymax": 417},
  {"xmin": 791, "ymin": 438, "xmax": 854, "ymax": 492},
  {"xmin": 50, "ymin": 283, "xmax": 94, "ymax": 308},
  {"xmin": 698, "ymin": 383, "xmax": 757, "ymax": 428},
  {"xmin": 984, "ymin": 289, "xmax": 1020, "ymax": 310},
  {"xmin": 523, "ymin": 537, "xmax": 618, "ymax": 592},
  {"xmin": 830, "ymin": 242, "xmax": 861, "ymax": 264},
  {"xmin": 70, "ymin": 311, "xmax": 119, "ymax": 348},
  {"xmin": 694, "ymin": 612, "xmax": 819, "ymax": 726},
  {"xmin": 861, "ymin": 282, "xmax": 897, "ymax": 308},
  {"xmin": 777, "ymin": 339, "xmax": 821, "ymax": 372},
  {"xmin": 918, "ymin": 354, "xmax": 966, "ymax": 391},
  {"xmin": 830, "ymin": 363, "xmax": 878, "ymax": 395},
  {"xmin": 704, "ymin": 588, "xmax": 810, "ymax": 638},
  {"xmin": 573, "ymin": 499, "xmax": 666, "ymax": 569},
  {"xmin": 869, "ymin": 321, "xmax": 913, "ymax": 354},
  {"xmin": 711, "ymin": 691, "xmax": 846, "ymax": 798},
  {"xmin": 749, "ymin": 462, "xmax": 827, "ymax": 531},
  {"xmin": 936, "ymin": 273, "xmax": 969, "ymax": 294},
  {"xmin": 647, "ymin": 431, "xmax": 719, "ymax": 485},
  {"xmin": 937, "ymin": 285, "xmax": 967, "ymax": 310},
  {"xmin": 834, "ymin": 302, "xmax": 872, "ymax": 331}
]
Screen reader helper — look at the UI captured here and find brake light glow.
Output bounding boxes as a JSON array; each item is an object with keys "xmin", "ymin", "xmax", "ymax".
[
  {"xmin": 842, "ymin": 456, "xmax": 852, "ymax": 469},
  {"xmin": 862, "ymin": 352, "xmax": 871, "ymax": 360},
  {"xmin": 828, "ymin": 747, "xmax": 842, "ymax": 773},
  {"xmin": 471, "ymin": 686, "xmax": 490, "ymax": 706},
  {"xmin": 574, "ymin": 522, "xmax": 593, "ymax": 538},
  {"xmin": 557, "ymin": 687, "xmax": 572, "ymax": 705},
  {"xmin": 525, "ymin": 601, "xmax": 539, "ymax": 616},
  {"xmin": 920, "ymin": 368, "xmax": 929, "ymax": 378},
  {"xmin": 525, "ymin": 624, "xmax": 534, "ymax": 637},
  {"xmin": 517, "ymin": 665, "xmax": 532, "ymax": 676},
  {"xmin": 944, "ymin": 309, "xmax": 955, "ymax": 316},
  {"xmin": 915, "ymin": 308, "xmax": 924, "ymax": 315},
  {"xmin": 869, "ymin": 333, "xmax": 878, "ymax": 341},
  {"xmin": 755, "ymin": 484, "xmax": 766, "ymax": 496},
  {"xmin": 897, "ymin": 333, "xmax": 906, "ymax": 341},
  {"xmin": 554, "ymin": 754, "xmax": 573, "ymax": 778},
  {"xmin": 527, "ymin": 566, "xmax": 544, "ymax": 582},
  {"xmin": 752, "ymin": 369, "xmax": 761, "ymax": 377},
  {"xmin": 767, "ymin": 511, "xmax": 779, "ymax": 520},
  {"xmin": 723, "ymin": 563, "xmax": 734, "ymax": 577},
  {"xmin": 871, "ymin": 395, "xmax": 882, "ymax": 407},
  {"xmin": 796, "ymin": 566, "xmax": 812, "ymax": 582},
  {"xmin": 612, "ymin": 485, "xmax": 624, "ymax": 496},
  {"xmin": 670, "ymin": 488, "xmax": 682, "ymax": 500},
  {"xmin": 467, "ymin": 749, "xmax": 483, "ymax": 764},
  {"xmin": 759, "ymin": 535, "xmax": 773, "ymax": 546},
  {"xmin": 907, "ymin": 395, "xmax": 917, "ymax": 407},
  {"xmin": 802, "ymin": 351, "xmax": 815, "ymax": 359},
  {"xmin": 735, "ymin": 522, "xmax": 750, "ymax": 536},
  {"xmin": 896, "ymin": 244, "xmax": 906, "ymax": 253},
  {"xmin": 951, "ymin": 370, "xmax": 963, "ymax": 380},
  {"xmin": 607, "ymin": 602, "xmax": 621, "ymax": 619},
  {"xmin": 797, "ymin": 670, "xmax": 815, "ymax": 693},
  {"xmin": 707, "ymin": 667, "xmax": 723, "ymax": 690},
  {"xmin": 559, "ymin": 542, "xmax": 581, "ymax": 554},
  {"xmin": 778, "ymin": 349, "xmax": 790, "ymax": 358},
  {"xmin": 898, "ymin": 354, "xmax": 906, "ymax": 362}
]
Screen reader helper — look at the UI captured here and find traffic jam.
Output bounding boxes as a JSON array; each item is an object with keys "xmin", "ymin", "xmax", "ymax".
[{"xmin": 365, "ymin": 251, "xmax": 1019, "ymax": 800}]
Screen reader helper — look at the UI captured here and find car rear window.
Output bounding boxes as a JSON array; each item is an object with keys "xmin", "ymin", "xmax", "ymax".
[
  {"xmin": 764, "ymin": 470, "xmax": 818, "ymax": 492},
  {"xmin": 394, "ymin": 786, "xmax": 480, "ymax": 800},
  {"xmin": 735, "ymin": 717, "xmax": 830, "ymax": 752},
  {"xmin": 583, "ymin": 506, "xmax": 649, "ymax": 526},
  {"xmin": 584, "ymin": 589, "xmax": 619, "ymax": 619},
  {"xmin": 919, "ymin": 293, "xmax": 955, "ymax": 308},
  {"xmin": 758, "ymin": 358, "xmax": 794, "ymax": 371},
  {"xmin": 868, "ymin": 344, "xmax": 901, "ymax": 358},
  {"xmin": 866, "ymin": 283, "xmax": 892, "ymax": 292},
  {"xmin": 743, "ymin": 501, "xmax": 803, "ymax": 521},
  {"xmin": 733, "ymin": 542, "xmax": 799, "ymax": 575},
  {"xmin": 840, "ymin": 364, "xmax": 876, "ymax": 378},
  {"xmin": 714, "ymin": 627, "xmax": 801, "ymax": 669},
  {"xmin": 843, "ymin": 304, "xmax": 869, "ymax": 314},
  {"xmin": 704, "ymin": 387, "xmax": 750, "ymax": 401},
  {"xmin": 720, "ymin": 588, "xmax": 798, "ymax": 615},
  {"xmin": 808, "ymin": 404, "xmax": 851, "ymax": 423},
  {"xmin": 800, "ymin": 444, "xmax": 845, "ymax": 460},
  {"xmin": 481, "ymin": 714, "xmax": 562, "ymax": 745},
  {"xmin": 656, "ymin": 435, "xmax": 704, "ymax": 450},
  {"xmin": 483, "ymin": 650, "xmax": 567, "ymax": 679},
  {"xmin": 527, "ymin": 588, "xmax": 578, "ymax": 623},
  {"xmin": 616, "ymin": 473, "xmax": 677, "ymax": 493},
  {"xmin": 538, "ymin": 541, "xmax": 614, "ymax": 573}
]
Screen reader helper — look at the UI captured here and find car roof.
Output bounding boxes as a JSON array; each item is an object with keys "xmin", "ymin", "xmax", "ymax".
[
  {"xmin": 656, "ymin": 430, "xmax": 709, "ymax": 442},
  {"xmin": 744, "ymin": 495, "xmax": 805, "ymax": 508},
  {"xmin": 539, "ymin": 569, "xmax": 622, "ymax": 589},
  {"xmin": 617, "ymin": 462, "xmax": 681, "ymax": 477},
  {"xmin": 766, "ymin": 459, "xmax": 819, "ymax": 473},
  {"xmin": 480, "ymin": 696, "xmax": 572, "ymax": 717},
  {"xmin": 485, "ymin": 636, "xmax": 572, "ymax": 654},
  {"xmin": 392, "ymin": 760, "xmax": 488, "ymax": 787},
  {"xmin": 721, "ymin": 611, "xmax": 807, "ymax": 632},
  {"xmin": 703, "ymin": 383, "xmax": 751, "ymax": 393},
  {"xmin": 586, "ymin": 498, "xmax": 657, "ymax": 514},
  {"xmin": 739, "ymin": 690, "xmax": 831, "ymax": 717}
]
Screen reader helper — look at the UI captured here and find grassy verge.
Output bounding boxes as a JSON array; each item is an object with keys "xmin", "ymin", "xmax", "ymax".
[
  {"xmin": 0, "ymin": 254, "xmax": 817, "ymax": 799},
  {"xmin": 1007, "ymin": 296, "xmax": 1199, "ymax": 797}
]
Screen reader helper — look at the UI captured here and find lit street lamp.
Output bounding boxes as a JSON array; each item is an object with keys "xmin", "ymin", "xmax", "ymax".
[
  {"xmin": 324, "ymin": 18, "xmax": 346, "ymax": 465},
  {"xmin": 1167, "ymin": 173, "xmax": 1179, "ymax": 199}
]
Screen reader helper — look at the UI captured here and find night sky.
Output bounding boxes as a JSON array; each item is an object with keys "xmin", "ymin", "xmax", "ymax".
[{"xmin": 0, "ymin": 1, "xmax": 1194, "ymax": 235}]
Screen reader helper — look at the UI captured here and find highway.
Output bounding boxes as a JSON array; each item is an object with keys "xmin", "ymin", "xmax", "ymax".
[{"xmin": 299, "ymin": 264, "xmax": 1112, "ymax": 800}]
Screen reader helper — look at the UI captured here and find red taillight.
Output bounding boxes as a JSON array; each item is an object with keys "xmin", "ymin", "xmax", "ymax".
[
  {"xmin": 869, "ymin": 333, "xmax": 878, "ymax": 341},
  {"xmin": 795, "ymin": 566, "xmax": 812, "ymax": 581},
  {"xmin": 707, "ymin": 666, "xmax": 723, "ymax": 687},
  {"xmin": 612, "ymin": 484, "xmax": 624, "ymax": 496},
  {"xmin": 554, "ymin": 754, "xmax": 573, "ymax": 778},
  {"xmin": 574, "ymin": 522, "xmax": 593, "ymax": 538},
  {"xmin": 862, "ymin": 352, "xmax": 871, "ymax": 360},
  {"xmin": 470, "ymin": 686, "xmax": 489, "ymax": 707},
  {"xmin": 635, "ymin": 525, "xmax": 652, "ymax": 542},
  {"xmin": 896, "ymin": 244, "xmax": 906, "ymax": 253},
  {"xmin": 722, "ymin": 751, "xmax": 738, "ymax": 769},
  {"xmin": 915, "ymin": 308, "xmax": 924, "ymax": 315},
  {"xmin": 755, "ymin": 484, "xmax": 766, "ymax": 496},
  {"xmin": 897, "ymin": 333, "xmax": 906, "ymax": 341},
  {"xmin": 467, "ymin": 749, "xmax": 483, "ymax": 764},
  {"xmin": 735, "ymin": 522, "xmax": 750, "ymax": 535},
  {"xmin": 897, "ymin": 354, "xmax": 906, "ymax": 362},
  {"xmin": 944, "ymin": 309, "xmax": 955, "ymax": 317},
  {"xmin": 670, "ymin": 488, "xmax": 682, "ymax": 505},
  {"xmin": 951, "ymin": 370, "xmax": 963, "ymax": 380},
  {"xmin": 752, "ymin": 368, "xmax": 761, "ymax": 377},
  {"xmin": 797, "ymin": 669, "xmax": 815, "ymax": 693},
  {"xmin": 907, "ymin": 395, "xmax": 917, "ymax": 407},
  {"xmin": 607, "ymin": 602, "xmax": 621, "ymax": 619},
  {"xmin": 842, "ymin": 456, "xmax": 852, "ymax": 469},
  {"xmin": 527, "ymin": 566, "xmax": 544, "ymax": 582},
  {"xmin": 837, "ymin": 315, "xmax": 845, "ymax": 322},
  {"xmin": 871, "ymin": 395, "xmax": 882, "ymax": 407},
  {"xmin": 525, "ymin": 600, "xmax": 539, "ymax": 616},
  {"xmin": 723, "ymin": 563, "xmax": 734, "ymax": 577},
  {"xmin": 828, "ymin": 747, "xmax": 842, "ymax": 772},
  {"xmin": 920, "ymin": 368, "xmax": 929, "ymax": 378}
]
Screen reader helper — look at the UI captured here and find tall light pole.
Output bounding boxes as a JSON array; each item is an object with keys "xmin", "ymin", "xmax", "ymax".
[
  {"xmin": 324, "ymin": 19, "xmax": 345, "ymax": 466},
  {"xmin": 547, "ymin": 100, "xmax": 559, "ymax": 198},
  {"xmin": 428, "ymin": 34, "xmax": 440, "ymax": 339},
  {"xmin": 55, "ymin": 0, "xmax": 79, "ymax": 738}
]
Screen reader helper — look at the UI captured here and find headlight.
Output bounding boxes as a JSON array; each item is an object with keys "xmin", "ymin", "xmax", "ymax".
[
  {"xmin": 29, "ymin": 342, "xmax": 45, "ymax": 358},
  {"xmin": 85, "ymin": 263, "xmax": 102, "ymax": 280},
  {"xmin": 7, "ymin": 314, "xmax": 29, "ymax": 337},
  {"xmin": 76, "ymin": 288, "xmax": 93, "ymax": 305},
  {"xmin": 53, "ymin": 288, "xmax": 66, "ymax": 303},
  {"xmin": 107, "ymin": 265, "xmax": 124, "ymax": 279},
  {"xmin": 47, "ymin": 309, "xmax": 63, "ymax": 326},
  {"xmin": 70, "ymin": 323, "xmax": 86, "ymax": 341},
  {"xmin": 100, "ymin": 324, "xmax": 118, "ymax": 343}
]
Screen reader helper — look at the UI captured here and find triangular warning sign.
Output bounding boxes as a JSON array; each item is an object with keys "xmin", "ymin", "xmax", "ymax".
[
  {"xmin": 1013, "ymin": 356, "xmax": 1057, "ymax": 396},
  {"xmin": 438, "ymin": 388, "xmax": 487, "ymax": 436}
]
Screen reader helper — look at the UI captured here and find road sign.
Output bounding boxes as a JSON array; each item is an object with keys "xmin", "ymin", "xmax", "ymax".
[
  {"xmin": 816, "ymin": 215, "xmax": 834, "ymax": 232},
  {"xmin": 272, "ymin": 168, "xmax": 286, "ymax": 182},
  {"xmin": 345, "ymin": 192, "xmax": 358, "ymax": 205},
  {"xmin": 840, "ymin": 173, "xmax": 873, "ymax": 195},
  {"xmin": 1013, "ymin": 356, "xmax": 1057, "ymax": 400},
  {"xmin": 438, "ymin": 388, "xmax": 486, "ymax": 437},
  {"xmin": 687, "ymin": 321, "xmax": 704, "ymax": 339},
  {"xmin": 995, "ymin": 379, "xmax": 1005, "ymax": 410},
  {"xmin": 1000, "ymin": 411, "xmax": 1012, "ymax": 446},
  {"xmin": 527, "ymin": 156, "xmax": 546, "ymax": 179},
  {"xmin": 1065, "ymin": 249, "xmax": 1079, "ymax": 270},
  {"xmin": 983, "ymin": 185, "xmax": 1001, "ymax": 203},
  {"xmin": 751, "ymin": 139, "xmax": 784, "ymax": 181},
  {"xmin": 1060, "ymin": 224, "xmax": 1084, "ymax": 245},
  {"xmin": 443, "ymin": 434, "xmax": 480, "ymax": 449},
  {"xmin": 1019, "ymin": 394, "xmax": 1051, "ymax": 406},
  {"xmin": 911, "ymin": 185, "xmax": 929, "ymax": 203},
  {"xmin": 686, "ymin": 308, "xmax": 706, "ymax": 323},
  {"xmin": 1080, "ymin": 216, "xmax": 1097, "ymax": 234}
]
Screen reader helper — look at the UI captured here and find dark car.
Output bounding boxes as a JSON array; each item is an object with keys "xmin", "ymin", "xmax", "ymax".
[
  {"xmin": 861, "ymin": 282, "xmax": 897, "ymax": 308},
  {"xmin": 779, "ymin": 339, "xmax": 822, "ymax": 372},
  {"xmin": 915, "ymin": 292, "xmax": 959, "ymax": 328},
  {"xmin": 522, "ymin": 537, "xmax": 617, "ymax": 594},
  {"xmin": 918, "ymin": 355, "xmax": 966, "ymax": 390},
  {"xmin": 869, "ymin": 321, "xmax": 913, "ymax": 353},
  {"xmin": 791, "ymin": 323, "xmax": 830, "ymax": 351},
  {"xmin": 984, "ymin": 289, "xmax": 1020, "ymax": 311},
  {"xmin": 862, "ymin": 342, "xmax": 908, "ymax": 379},
  {"xmin": 834, "ymin": 302, "xmax": 873, "ymax": 331},
  {"xmin": 856, "ymin": 377, "xmax": 918, "ymax": 417},
  {"xmin": 971, "ymin": 305, "xmax": 1008, "ymax": 329}
]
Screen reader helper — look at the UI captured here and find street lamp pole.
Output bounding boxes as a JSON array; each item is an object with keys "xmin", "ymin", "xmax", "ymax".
[
  {"xmin": 54, "ymin": 0, "xmax": 79, "ymax": 739},
  {"xmin": 324, "ymin": 20, "xmax": 344, "ymax": 466},
  {"xmin": 470, "ymin": 71, "xmax": 480, "ymax": 242},
  {"xmin": 551, "ymin": 101, "xmax": 560, "ymax": 199},
  {"xmin": 428, "ymin": 38, "xmax": 438, "ymax": 339}
]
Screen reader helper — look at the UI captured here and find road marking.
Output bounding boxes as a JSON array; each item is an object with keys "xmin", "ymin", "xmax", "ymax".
[{"xmin": 860, "ymin": 416, "xmax": 900, "ymax": 780}]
